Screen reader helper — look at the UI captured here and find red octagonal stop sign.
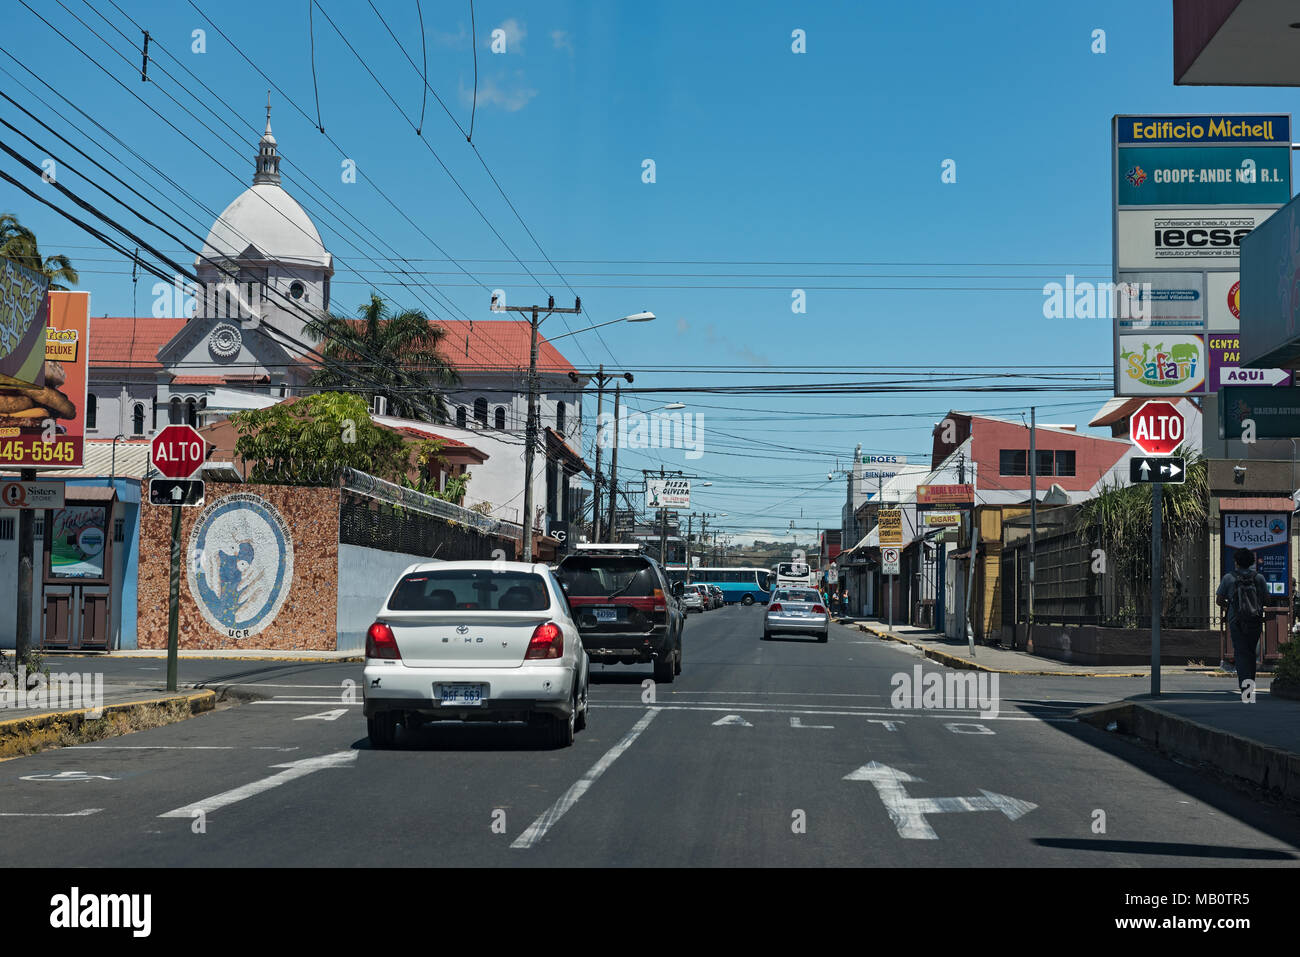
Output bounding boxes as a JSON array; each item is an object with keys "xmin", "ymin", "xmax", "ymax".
[
  {"xmin": 1129, "ymin": 400, "xmax": 1185, "ymax": 456},
  {"xmin": 151, "ymin": 425, "xmax": 207, "ymax": 479}
]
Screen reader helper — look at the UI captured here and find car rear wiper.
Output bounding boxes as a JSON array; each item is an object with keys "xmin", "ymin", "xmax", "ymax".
[{"xmin": 606, "ymin": 576, "xmax": 640, "ymax": 600}]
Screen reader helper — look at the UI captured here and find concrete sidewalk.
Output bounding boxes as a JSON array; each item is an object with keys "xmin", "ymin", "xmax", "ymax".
[
  {"xmin": 1077, "ymin": 694, "xmax": 1300, "ymax": 804},
  {"xmin": 51, "ymin": 648, "xmax": 362, "ymax": 662},
  {"xmin": 849, "ymin": 619, "xmax": 1162, "ymax": 676},
  {"xmin": 0, "ymin": 681, "xmax": 217, "ymax": 758}
]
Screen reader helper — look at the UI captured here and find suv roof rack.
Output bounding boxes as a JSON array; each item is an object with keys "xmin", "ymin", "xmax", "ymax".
[{"xmin": 572, "ymin": 543, "xmax": 644, "ymax": 553}]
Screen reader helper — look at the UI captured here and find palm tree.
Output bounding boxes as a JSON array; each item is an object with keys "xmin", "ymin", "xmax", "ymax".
[
  {"xmin": 304, "ymin": 293, "xmax": 458, "ymax": 422},
  {"xmin": 0, "ymin": 214, "xmax": 79, "ymax": 289}
]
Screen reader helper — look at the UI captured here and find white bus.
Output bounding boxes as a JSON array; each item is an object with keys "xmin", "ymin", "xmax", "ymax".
[{"xmin": 771, "ymin": 561, "xmax": 814, "ymax": 590}]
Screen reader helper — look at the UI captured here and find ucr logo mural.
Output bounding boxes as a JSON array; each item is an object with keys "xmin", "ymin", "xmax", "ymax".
[{"xmin": 187, "ymin": 493, "xmax": 294, "ymax": 640}]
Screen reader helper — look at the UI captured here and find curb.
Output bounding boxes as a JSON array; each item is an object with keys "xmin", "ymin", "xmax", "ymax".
[
  {"xmin": 1076, "ymin": 700, "xmax": 1300, "ymax": 804},
  {"xmin": 48, "ymin": 653, "xmax": 364, "ymax": 662},
  {"xmin": 0, "ymin": 690, "xmax": 217, "ymax": 759},
  {"xmin": 856, "ymin": 623, "xmax": 1149, "ymax": 677}
]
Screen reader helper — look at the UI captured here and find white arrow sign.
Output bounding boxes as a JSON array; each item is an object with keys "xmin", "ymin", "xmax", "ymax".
[
  {"xmin": 843, "ymin": 761, "xmax": 1037, "ymax": 840},
  {"xmin": 1139, "ymin": 460, "xmax": 1150, "ymax": 478},
  {"xmin": 712, "ymin": 714, "xmax": 753, "ymax": 727},
  {"xmin": 1221, "ymin": 367, "xmax": 1290, "ymax": 388},
  {"xmin": 1162, "ymin": 462, "xmax": 1181, "ymax": 479},
  {"xmin": 158, "ymin": 750, "xmax": 357, "ymax": 818}
]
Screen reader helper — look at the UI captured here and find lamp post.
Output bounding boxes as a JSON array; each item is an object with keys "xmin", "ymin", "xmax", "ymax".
[{"xmin": 492, "ymin": 294, "xmax": 653, "ymax": 560}]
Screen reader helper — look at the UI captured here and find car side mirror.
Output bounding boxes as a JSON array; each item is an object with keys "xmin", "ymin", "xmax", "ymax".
[{"xmin": 672, "ymin": 581, "xmax": 684, "ymax": 597}]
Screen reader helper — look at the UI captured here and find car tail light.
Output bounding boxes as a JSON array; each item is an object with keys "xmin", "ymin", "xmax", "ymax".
[
  {"xmin": 366, "ymin": 622, "xmax": 401, "ymax": 659},
  {"xmin": 652, "ymin": 587, "xmax": 666, "ymax": 612},
  {"xmin": 812, "ymin": 604, "xmax": 827, "ymax": 614},
  {"xmin": 769, "ymin": 603, "xmax": 783, "ymax": 613},
  {"xmin": 526, "ymin": 621, "xmax": 563, "ymax": 660}
]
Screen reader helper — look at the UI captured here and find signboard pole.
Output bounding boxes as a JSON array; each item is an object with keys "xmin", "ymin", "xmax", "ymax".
[
  {"xmin": 13, "ymin": 468, "xmax": 36, "ymax": 664},
  {"xmin": 166, "ymin": 504, "xmax": 181, "ymax": 693},
  {"xmin": 888, "ymin": 574, "xmax": 893, "ymax": 632},
  {"xmin": 1151, "ymin": 482, "xmax": 1162, "ymax": 696}
]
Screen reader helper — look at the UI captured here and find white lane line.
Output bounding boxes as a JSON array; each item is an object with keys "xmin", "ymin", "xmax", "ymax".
[
  {"xmin": 511, "ymin": 708, "xmax": 660, "ymax": 850},
  {"xmin": 664, "ymin": 691, "xmax": 888, "ymax": 698},
  {"xmin": 249, "ymin": 700, "xmax": 361, "ymax": 706},
  {"xmin": 591, "ymin": 703, "xmax": 1065, "ymax": 722},
  {"xmin": 0, "ymin": 808, "xmax": 103, "ymax": 817},
  {"xmin": 158, "ymin": 751, "xmax": 357, "ymax": 818}
]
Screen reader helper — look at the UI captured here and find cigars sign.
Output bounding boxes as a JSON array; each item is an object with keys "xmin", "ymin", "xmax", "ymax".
[{"xmin": 0, "ymin": 280, "xmax": 88, "ymax": 469}]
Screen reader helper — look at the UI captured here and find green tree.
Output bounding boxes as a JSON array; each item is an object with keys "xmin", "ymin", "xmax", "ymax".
[
  {"xmin": 304, "ymin": 293, "xmax": 458, "ymax": 422},
  {"xmin": 0, "ymin": 213, "xmax": 79, "ymax": 289},
  {"xmin": 231, "ymin": 392, "xmax": 465, "ymax": 499}
]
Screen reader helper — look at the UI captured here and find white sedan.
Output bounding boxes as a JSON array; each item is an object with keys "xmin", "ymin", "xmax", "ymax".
[{"xmin": 363, "ymin": 561, "xmax": 590, "ymax": 749}]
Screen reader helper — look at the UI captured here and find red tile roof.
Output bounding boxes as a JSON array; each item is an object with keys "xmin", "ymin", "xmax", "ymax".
[
  {"xmin": 433, "ymin": 320, "xmax": 578, "ymax": 375},
  {"xmin": 89, "ymin": 317, "xmax": 185, "ymax": 369}
]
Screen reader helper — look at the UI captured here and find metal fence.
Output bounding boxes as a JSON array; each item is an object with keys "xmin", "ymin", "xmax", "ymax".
[
  {"xmin": 337, "ymin": 469, "xmax": 519, "ymax": 562},
  {"xmin": 1005, "ymin": 522, "xmax": 1214, "ymax": 630}
]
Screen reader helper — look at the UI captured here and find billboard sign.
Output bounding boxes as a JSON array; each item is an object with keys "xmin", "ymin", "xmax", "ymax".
[
  {"xmin": 878, "ymin": 509, "xmax": 903, "ymax": 546},
  {"xmin": 1116, "ymin": 334, "xmax": 1206, "ymax": 394},
  {"xmin": 0, "ymin": 288, "xmax": 87, "ymax": 468},
  {"xmin": 1222, "ymin": 512, "xmax": 1290, "ymax": 599},
  {"xmin": 1207, "ymin": 334, "xmax": 1291, "ymax": 389},
  {"xmin": 1113, "ymin": 115, "xmax": 1290, "ymax": 396},
  {"xmin": 922, "ymin": 511, "xmax": 962, "ymax": 528},
  {"xmin": 1115, "ymin": 115, "xmax": 1289, "ymax": 145},
  {"xmin": 1117, "ymin": 146, "xmax": 1290, "ymax": 206},
  {"xmin": 1219, "ymin": 385, "xmax": 1300, "ymax": 440},
  {"xmin": 1116, "ymin": 209, "xmax": 1271, "ymax": 270},
  {"xmin": 1114, "ymin": 272, "xmax": 1204, "ymax": 331},
  {"xmin": 646, "ymin": 478, "xmax": 690, "ymax": 510},
  {"xmin": 916, "ymin": 484, "xmax": 975, "ymax": 506}
]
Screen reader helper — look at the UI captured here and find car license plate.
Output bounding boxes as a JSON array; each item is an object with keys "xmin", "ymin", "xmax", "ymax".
[
  {"xmin": 439, "ymin": 683, "xmax": 483, "ymax": 705},
  {"xmin": 595, "ymin": 608, "xmax": 617, "ymax": 622}
]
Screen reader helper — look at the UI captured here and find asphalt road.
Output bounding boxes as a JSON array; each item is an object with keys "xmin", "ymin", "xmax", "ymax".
[{"xmin": 5, "ymin": 606, "xmax": 1300, "ymax": 867}]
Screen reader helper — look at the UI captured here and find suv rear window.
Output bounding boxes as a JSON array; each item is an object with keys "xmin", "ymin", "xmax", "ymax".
[
  {"xmin": 388, "ymin": 569, "xmax": 550, "ymax": 611},
  {"xmin": 557, "ymin": 557, "xmax": 658, "ymax": 598}
]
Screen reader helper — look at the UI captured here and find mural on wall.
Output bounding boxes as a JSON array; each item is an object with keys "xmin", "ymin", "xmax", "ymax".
[{"xmin": 187, "ymin": 493, "xmax": 295, "ymax": 640}]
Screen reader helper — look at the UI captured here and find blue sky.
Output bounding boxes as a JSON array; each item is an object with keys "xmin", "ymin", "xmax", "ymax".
[{"xmin": 5, "ymin": 1, "xmax": 1300, "ymax": 545}]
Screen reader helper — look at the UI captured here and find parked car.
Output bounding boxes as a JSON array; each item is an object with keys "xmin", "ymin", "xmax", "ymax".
[
  {"xmin": 679, "ymin": 586, "xmax": 705, "ymax": 614},
  {"xmin": 363, "ymin": 561, "xmax": 590, "ymax": 749},
  {"xmin": 554, "ymin": 544, "xmax": 685, "ymax": 682},
  {"xmin": 709, "ymin": 585, "xmax": 724, "ymax": 609},
  {"xmin": 762, "ymin": 587, "xmax": 829, "ymax": 642},
  {"xmin": 694, "ymin": 583, "xmax": 714, "ymax": 609}
]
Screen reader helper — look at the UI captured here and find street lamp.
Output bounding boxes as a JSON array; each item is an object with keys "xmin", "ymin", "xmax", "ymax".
[{"xmin": 492, "ymin": 294, "xmax": 655, "ymax": 560}]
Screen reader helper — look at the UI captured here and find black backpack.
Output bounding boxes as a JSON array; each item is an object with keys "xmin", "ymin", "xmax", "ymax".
[{"xmin": 1230, "ymin": 570, "xmax": 1265, "ymax": 633}]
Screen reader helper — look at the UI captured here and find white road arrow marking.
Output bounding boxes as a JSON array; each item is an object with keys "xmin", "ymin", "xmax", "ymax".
[
  {"xmin": 790, "ymin": 717, "xmax": 833, "ymax": 729},
  {"xmin": 20, "ymin": 771, "xmax": 116, "ymax": 782},
  {"xmin": 158, "ymin": 750, "xmax": 357, "ymax": 818},
  {"xmin": 294, "ymin": 709, "xmax": 348, "ymax": 721},
  {"xmin": 713, "ymin": 714, "xmax": 753, "ymax": 726},
  {"xmin": 844, "ymin": 761, "xmax": 1036, "ymax": 840}
]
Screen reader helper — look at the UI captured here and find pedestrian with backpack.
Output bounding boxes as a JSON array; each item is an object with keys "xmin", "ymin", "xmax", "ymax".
[{"xmin": 1215, "ymin": 548, "xmax": 1270, "ymax": 693}]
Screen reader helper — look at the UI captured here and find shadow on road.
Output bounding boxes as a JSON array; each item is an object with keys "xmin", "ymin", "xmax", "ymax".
[{"xmin": 1033, "ymin": 837, "xmax": 1295, "ymax": 861}]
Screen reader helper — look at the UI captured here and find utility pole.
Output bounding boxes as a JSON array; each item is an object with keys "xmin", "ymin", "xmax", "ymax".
[
  {"xmin": 658, "ymin": 467, "xmax": 668, "ymax": 564},
  {"xmin": 1028, "ymin": 406, "xmax": 1037, "ymax": 652},
  {"xmin": 591, "ymin": 363, "xmax": 604, "ymax": 543},
  {"xmin": 607, "ymin": 384, "xmax": 620, "ymax": 543},
  {"xmin": 497, "ymin": 295, "xmax": 581, "ymax": 561},
  {"xmin": 685, "ymin": 513, "xmax": 694, "ymax": 583}
]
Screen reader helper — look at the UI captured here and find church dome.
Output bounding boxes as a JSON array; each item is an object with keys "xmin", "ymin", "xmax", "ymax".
[
  {"xmin": 198, "ymin": 183, "xmax": 331, "ymax": 269},
  {"xmin": 195, "ymin": 104, "xmax": 332, "ymax": 272}
]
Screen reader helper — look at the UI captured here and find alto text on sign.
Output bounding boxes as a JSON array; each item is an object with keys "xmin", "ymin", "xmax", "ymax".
[{"xmin": 1129, "ymin": 401, "xmax": 1185, "ymax": 456}]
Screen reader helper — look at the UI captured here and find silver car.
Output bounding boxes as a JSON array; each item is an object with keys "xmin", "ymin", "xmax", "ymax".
[
  {"xmin": 762, "ymin": 588, "xmax": 829, "ymax": 642},
  {"xmin": 679, "ymin": 584, "xmax": 705, "ymax": 613}
]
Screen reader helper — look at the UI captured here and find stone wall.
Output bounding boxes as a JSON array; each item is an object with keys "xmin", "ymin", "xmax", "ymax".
[{"xmin": 137, "ymin": 483, "xmax": 338, "ymax": 651}]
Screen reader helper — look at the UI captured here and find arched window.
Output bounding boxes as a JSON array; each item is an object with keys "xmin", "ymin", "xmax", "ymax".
[
  {"xmin": 132, "ymin": 404, "xmax": 145, "ymax": 436},
  {"xmin": 556, "ymin": 400, "xmax": 566, "ymax": 435},
  {"xmin": 455, "ymin": 406, "xmax": 467, "ymax": 429},
  {"xmin": 473, "ymin": 397, "xmax": 488, "ymax": 427},
  {"xmin": 86, "ymin": 393, "xmax": 97, "ymax": 431},
  {"xmin": 186, "ymin": 398, "xmax": 198, "ymax": 428},
  {"xmin": 494, "ymin": 406, "xmax": 506, "ymax": 430},
  {"xmin": 169, "ymin": 397, "xmax": 182, "ymax": 425}
]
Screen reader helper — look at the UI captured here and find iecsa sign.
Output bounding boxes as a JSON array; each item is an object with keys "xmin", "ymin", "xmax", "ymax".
[{"xmin": 150, "ymin": 425, "xmax": 206, "ymax": 479}]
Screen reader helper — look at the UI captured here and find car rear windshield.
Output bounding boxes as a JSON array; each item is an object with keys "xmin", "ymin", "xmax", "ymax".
[
  {"xmin": 557, "ymin": 557, "xmax": 658, "ymax": 598},
  {"xmin": 387, "ymin": 569, "xmax": 551, "ymax": 611},
  {"xmin": 779, "ymin": 589, "xmax": 821, "ymax": 603}
]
